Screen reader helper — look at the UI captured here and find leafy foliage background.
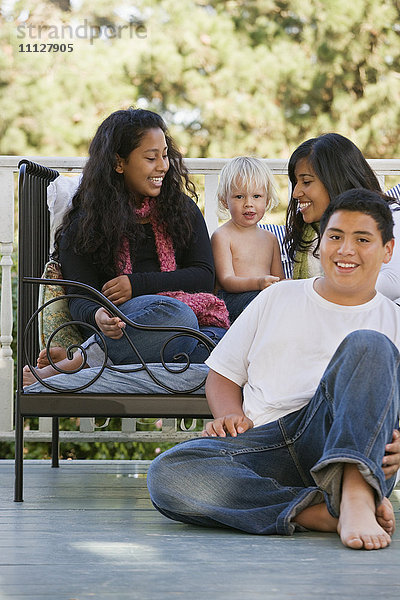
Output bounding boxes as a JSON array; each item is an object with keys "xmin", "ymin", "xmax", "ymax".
[
  {"xmin": 1, "ymin": 0, "xmax": 400, "ymax": 459},
  {"xmin": 2, "ymin": 0, "xmax": 400, "ymax": 159}
]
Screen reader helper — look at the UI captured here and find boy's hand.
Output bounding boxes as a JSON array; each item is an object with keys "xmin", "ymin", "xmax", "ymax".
[
  {"xmin": 102, "ymin": 275, "xmax": 132, "ymax": 305},
  {"xmin": 382, "ymin": 429, "xmax": 400, "ymax": 480},
  {"xmin": 258, "ymin": 275, "xmax": 280, "ymax": 290},
  {"xmin": 95, "ymin": 307, "xmax": 126, "ymax": 339},
  {"xmin": 202, "ymin": 414, "xmax": 254, "ymax": 438}
]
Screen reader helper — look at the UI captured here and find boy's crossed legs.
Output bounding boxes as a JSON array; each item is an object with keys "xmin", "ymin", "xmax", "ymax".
[{"xmin": 148, "ymin": 330, "xmax": 400, "ymax": 549}]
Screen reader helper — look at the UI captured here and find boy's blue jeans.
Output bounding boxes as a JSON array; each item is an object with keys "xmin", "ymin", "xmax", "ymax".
[
  {"xmin": 84, "ymin": 295, "xmax": 226, "ymax": 365},
  {"xmin": 147, "ymin": 330, "xmax": 400, "ymax": 535}
]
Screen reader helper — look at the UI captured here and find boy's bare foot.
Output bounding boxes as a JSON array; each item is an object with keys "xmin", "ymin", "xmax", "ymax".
[
  {"xmin": 337, "ymin": 464, "xmax": 391, "ymax": 550},
  {"xmin": 294, "ymin": 501, "xmax": 338, "ymax": 532},
  {"xmin": 376, "ymin": 497, "xmax": 396, "ymax": 537},
  {"xmin": 294, "ymin": 495, "xmax": 396, "ymax": 539},
  {"xmin": 37, "ymin": 346, "xmax": 67, "ymax": 368}
]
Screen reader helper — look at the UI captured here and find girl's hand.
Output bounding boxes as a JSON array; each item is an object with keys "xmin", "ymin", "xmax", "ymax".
[
  {"xmin": 258, "ymin": 275, "xmax": 280, "ymax": 290},
  {"xmin": 102, "ymin": 275, "xmax": 132, "ymax": 305},
  {"xmin": 382, "ymin": 429, "xmax": 400, "ymax": 480},
  {"xmin": 202, "ymin": 414, "xmax": 254, "ymax": 437},
  {"xmin": 95, "ymin": 308, "xmax": 126, "ymax": 339}
]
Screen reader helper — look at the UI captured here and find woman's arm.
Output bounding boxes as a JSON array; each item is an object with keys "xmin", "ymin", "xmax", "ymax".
[{"xmin": 376, "ymin": 208, "xmax": 400, "ymax": 300}]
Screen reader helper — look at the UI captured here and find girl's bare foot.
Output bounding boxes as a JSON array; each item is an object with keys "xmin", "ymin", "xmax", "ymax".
[
  {"xmin": 337, "ymin": 464, "xmax": 391, "ymax": 550},
  {"xmin": 23, "ymin": 365, "xmax": 40, "ymax": 387},
  {"xmin": 37, "ymin": 346, "xmax": 67, "ymax": 368},
  {"xmin": 23, "ymin": 350, "xmax": 85, "ymax": 388},
  {"xmin": 23, "ymin": 362, "xmax": 66, "ymax": 388}
]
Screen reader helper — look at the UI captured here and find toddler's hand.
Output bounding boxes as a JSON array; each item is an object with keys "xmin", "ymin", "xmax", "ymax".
[
  {"xmin": 95, "ymin": 307, "xmax": 126, "ymax": 339},
  {"xmin": 102, "ymin": 275, "xmax": 132, "ymax": 305},
  {"xmin": 202, "ymin": 414, "xmax": 254, "ymax": 437},
  {"xmin": 258, "ymin": 275, "xmax": 280, "ymax": 290}
]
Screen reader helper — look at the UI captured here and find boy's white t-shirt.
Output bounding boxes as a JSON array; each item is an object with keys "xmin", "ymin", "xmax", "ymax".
[{"xmin": 205, "ymin": 277, "xmax": 400, "ymax": 428}]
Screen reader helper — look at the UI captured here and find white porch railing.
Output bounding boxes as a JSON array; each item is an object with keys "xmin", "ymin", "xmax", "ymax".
[{"xmin": 1, "ymin": 155, "xmax": 400, "ymax": 444}]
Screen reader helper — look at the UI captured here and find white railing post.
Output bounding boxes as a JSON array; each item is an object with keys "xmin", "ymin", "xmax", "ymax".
[
  {"xmin": 0, "ymin": 168, "xmax": 15, "ymax": 432},
  {"xmin": 377, "ymin": 175, "xmax": 385, "ymax": 190},
  {"xmin": 203, "ymin": 173, "xmax": 219, "ymax": 235}
]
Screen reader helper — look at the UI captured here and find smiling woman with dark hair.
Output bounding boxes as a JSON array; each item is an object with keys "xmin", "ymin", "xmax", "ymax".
[{"xmin": 285, "ymin": 133, "xmax": 400, "ymax": 299}]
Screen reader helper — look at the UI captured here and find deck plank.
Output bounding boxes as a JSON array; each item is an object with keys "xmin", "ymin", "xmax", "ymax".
[{"xmin": 0, "ymin": 460, "xmax": 399, "ymax": 600}]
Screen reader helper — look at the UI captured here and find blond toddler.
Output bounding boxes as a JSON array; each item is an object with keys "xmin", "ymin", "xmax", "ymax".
[{"xmin": 212, "ymin": 156, "xmax": 284, "ymax": 322}]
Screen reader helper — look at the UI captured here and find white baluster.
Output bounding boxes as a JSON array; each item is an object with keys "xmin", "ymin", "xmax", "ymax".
[
  {"xmin": 80, "ymin": 417, "xmax": 95, "ymax": 433},
  {"xmin": 38, "ymin": 417, "xmax": 52, "ymax": 433},
  {"xmin": 121, "ymin": 418, "xmax": 137, "ymax": 433},
  {"xmin": 0, "ymin": 167, "xmax": 15, "ymax": 432},
  {"xmin": 204, "ymin": 173, "xmax": 219, "ymax": 235}
]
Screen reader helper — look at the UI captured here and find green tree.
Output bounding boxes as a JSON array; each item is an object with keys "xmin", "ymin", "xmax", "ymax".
[{"xmin": 1, "ymin": 0, "xmax": 399, "ymax": 158}]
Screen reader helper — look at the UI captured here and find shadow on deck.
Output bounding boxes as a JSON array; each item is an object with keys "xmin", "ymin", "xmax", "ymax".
[{"xmin": 0, "ymin": 459, "xmax": 399, "ymax": 600}]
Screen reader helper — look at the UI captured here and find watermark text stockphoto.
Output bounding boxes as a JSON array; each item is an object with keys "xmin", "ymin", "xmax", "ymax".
[{"xmin": 16, "ymin": 19, "xmax": 147, "ymax": 46}]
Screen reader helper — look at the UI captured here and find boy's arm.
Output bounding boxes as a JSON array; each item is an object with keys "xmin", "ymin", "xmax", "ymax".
[
  {"xmin": 211, "ymin": 228, "xmax": 279, "ymax": 292},
  {"xmin": 203, "ymin": 369, "xmax": 254, "ymax": 437},
  {"xmin": 270, "ymin": 235, "xmax": 285, "ymax": 280}
]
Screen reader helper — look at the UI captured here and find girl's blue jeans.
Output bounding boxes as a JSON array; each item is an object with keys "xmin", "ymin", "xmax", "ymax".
[
  {"xmin": 86, "ymin": 295, "xmax": 226, "ymax": 366},
  {"xmin": 147, "ymin": 330, "xmax": 400, "ymax": 535}
]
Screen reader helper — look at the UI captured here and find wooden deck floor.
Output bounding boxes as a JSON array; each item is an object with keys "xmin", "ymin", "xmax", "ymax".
[{"xmin": 0, "ymin": 459, "xmax": 399, "ymax": 600}]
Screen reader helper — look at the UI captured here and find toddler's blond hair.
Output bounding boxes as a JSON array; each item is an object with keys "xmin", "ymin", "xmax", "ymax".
[{"xmin": 217, "ymin": 156, "xmax": 279, "ymax": 216}]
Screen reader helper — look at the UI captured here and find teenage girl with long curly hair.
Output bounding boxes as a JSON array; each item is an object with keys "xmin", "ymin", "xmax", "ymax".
[{"xmin": 24, "ymin": 108, "xmax": 228, "ymax": 385}]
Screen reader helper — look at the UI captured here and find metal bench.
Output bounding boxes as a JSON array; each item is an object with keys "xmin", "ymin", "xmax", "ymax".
[{"xmin": 15, "ymin": 160, "xmax": 214, "ymax": 501}]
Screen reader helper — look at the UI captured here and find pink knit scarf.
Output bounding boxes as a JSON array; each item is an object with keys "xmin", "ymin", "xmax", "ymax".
[{"xmin": 118, "ymin": 198, "xmax": 230, "ymax": 329}]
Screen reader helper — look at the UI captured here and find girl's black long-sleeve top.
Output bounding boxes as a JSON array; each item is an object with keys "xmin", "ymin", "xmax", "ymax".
[{"xmin": 59, "ymin": 197, "xmax": 216, "ymax": 327}]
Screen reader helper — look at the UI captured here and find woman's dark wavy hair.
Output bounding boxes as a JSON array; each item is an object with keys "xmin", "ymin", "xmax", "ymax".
[
  {"xmin": 285, "ymin": 133, "xmax": 383, "ymax": 262},
  {"xmin": 54, "ymin": 108, "xmax": 198, "ymax": 277}
]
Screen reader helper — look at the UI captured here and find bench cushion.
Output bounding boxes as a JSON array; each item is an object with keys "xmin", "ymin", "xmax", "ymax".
[{"xmin": 26, "ymin": 363, "xmax": 209, "ymax": 395}]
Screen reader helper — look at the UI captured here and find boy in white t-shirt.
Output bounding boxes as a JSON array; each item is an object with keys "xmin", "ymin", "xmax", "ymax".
[{"xmin": 148, "ymin": 189, "xmax": 400, "ymax": 550}]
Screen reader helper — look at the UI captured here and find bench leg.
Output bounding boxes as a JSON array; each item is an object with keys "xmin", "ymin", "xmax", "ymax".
[
  {"xmin": 14, "ymin": 411, "xmax": 24, "ymax": 502},
  {"xmin": 51, "ymin": 417, "xmax": 59, "ymax": 468}
]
